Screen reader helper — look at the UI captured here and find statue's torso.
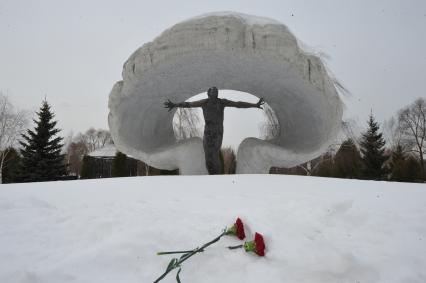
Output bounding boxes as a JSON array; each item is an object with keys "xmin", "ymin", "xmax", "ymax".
[{"xmin": 201, "ymin": 99, "xmax": 225, "ymax": 131}]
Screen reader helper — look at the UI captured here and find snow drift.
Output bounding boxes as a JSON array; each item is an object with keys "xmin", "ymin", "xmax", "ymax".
[{"xmin": 1, "ymin": 175, "xmax": 425, "ymax": 282}]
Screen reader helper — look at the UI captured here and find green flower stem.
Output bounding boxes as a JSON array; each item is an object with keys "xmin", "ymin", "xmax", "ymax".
[
  {"xmin": 176, "ymin": 268, "xmax": 182, "ymax": 283},
  {"xmin": 153, "ymin": 229, "xmax": 227, "ymax": 283},
  {"xmin": 228, "ymin": 241, "xmax": 257, "ymax": 252},
  {"xmin": 157, "ymin": 250, "xmax": 203, "ymax": 255},
  {"xmin": 178, "ymin": 230, "xmax": 227, "ymax": 265},
  {"xmin": 227, "ymin": 244, "xmax": 244, "ymax": 250}
]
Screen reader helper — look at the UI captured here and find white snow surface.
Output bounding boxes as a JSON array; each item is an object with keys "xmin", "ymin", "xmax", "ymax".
[{"xmin": 1, "ymin": 175, "xmax": 425, "ymax": 283}]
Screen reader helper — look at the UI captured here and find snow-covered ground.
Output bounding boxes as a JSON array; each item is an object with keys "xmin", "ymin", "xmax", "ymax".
[{"xmin": 0, "ymin": 175, "xmax": 425, "ymax": 283}]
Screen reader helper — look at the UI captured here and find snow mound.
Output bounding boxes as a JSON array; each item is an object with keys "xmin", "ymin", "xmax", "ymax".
[{"xmin": 1, "ymin": 175, "xmax": 424, "ymax": 283}]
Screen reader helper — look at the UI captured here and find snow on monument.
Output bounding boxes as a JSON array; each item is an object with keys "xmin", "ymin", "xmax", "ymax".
[{"xmin": 108, "ymin": 12, "xmax": 343, "ymax": 174}]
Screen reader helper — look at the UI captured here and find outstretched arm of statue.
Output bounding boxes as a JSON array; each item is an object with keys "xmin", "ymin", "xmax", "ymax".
[
  {"xmin": 164, "ymin": 99, "xmax": 207, "ymax": 111},
  {"xmin": 223, "ymin": 98, "xmax": 265, "ymax": 109}
]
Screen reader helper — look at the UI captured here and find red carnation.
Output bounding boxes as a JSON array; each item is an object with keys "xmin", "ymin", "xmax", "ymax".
[
  {"xmin": 254, "ymin": 232, "xmax": 265, "ymax": 256},
  {"xmin": 235, "ymin": 218, "xmax": 246, "ymax": 240},
  {"xmin": 243, "ymin": 232, "xmax": 266, "ymax": 256},
  {"xmin": 226, "ymin": 217, "xmax": 246, "ymax": 240}
]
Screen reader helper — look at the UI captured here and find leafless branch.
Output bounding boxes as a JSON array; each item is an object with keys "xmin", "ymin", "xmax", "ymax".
[
  {"xmin": 398, "ymin": 98, "xmax": 426, "ymax": 179},
  {"xmin": 0, "ymin": 93, "xmax": 29, "ymax": 183},
  {"xmin": 173, "ymin": 108, "xmax": 202, "ymax": 140}
]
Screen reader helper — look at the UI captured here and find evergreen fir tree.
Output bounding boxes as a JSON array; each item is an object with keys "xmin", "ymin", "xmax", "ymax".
[
  {"xmin": 19, "ymin": 100, "xmax": 67, "ymax": 182},
  {"xmin": 112, "ymin": 151, "xmax": 128, "ymax": 177},
  {"xmin": 359, "ymin": 113, "xmax": 388, "ymax": 180}
]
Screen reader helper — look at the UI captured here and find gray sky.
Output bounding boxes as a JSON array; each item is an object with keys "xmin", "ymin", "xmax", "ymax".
[{"xmin": 1, "ymin": 0, "xmax": 425, "ymax": 148}]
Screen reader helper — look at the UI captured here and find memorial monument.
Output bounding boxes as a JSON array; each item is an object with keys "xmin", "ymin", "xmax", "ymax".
[{"xmin": 108, "ymin": 12, "xmax": 343, "ymax": 174}]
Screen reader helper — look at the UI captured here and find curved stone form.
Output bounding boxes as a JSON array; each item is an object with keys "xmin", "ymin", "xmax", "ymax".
[{"xmin": 108, "ymin": 12, "xmax": 343, "ymax": 174}]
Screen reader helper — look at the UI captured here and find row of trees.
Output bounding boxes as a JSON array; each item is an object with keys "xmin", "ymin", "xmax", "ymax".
[
  {"xmin": 1, "ymin": 95, "xmax": 194, "ymax": 182},
  {"xmin": 310, "ymin": 121, "xmax": 422, "ymax": 182},
  {"xmin": 1, "ymin": 91, "xmax": 424, "ymax": 183},
  {"xmin": 0, "ymin": 98, "xmax": 67, "ymax": 183},
  {"xmin": 286, "ymin": 98, "xmax": 425, "ymax": 182},
  {"xmin": 0, "ymin": 94, "xmax": 115, "ymax": 183},
  {"xmin": 361, "ymin": 98, "xmax": 425, "ymax": 181}
]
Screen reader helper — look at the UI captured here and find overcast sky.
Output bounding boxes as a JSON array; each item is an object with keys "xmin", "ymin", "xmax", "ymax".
[{"xmin": 1, "ymin": 0, "xmax": 425, "ymax": 148}]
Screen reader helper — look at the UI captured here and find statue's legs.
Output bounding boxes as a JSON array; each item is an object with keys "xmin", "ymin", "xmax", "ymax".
[{"xmin": 203, "ymin": 126, "xmax": 223, "ymax": 175}]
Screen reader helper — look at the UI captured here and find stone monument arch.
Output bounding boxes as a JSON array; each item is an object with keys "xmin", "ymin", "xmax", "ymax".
[{"xmin": 108, "ymin": 12, "xmax": 343, "ymax": 174}]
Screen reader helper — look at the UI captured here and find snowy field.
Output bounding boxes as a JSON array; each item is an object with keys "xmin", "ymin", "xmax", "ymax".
[{"xmin": 1, "ymin": 175, "xmax": 425, "ymax": 283}]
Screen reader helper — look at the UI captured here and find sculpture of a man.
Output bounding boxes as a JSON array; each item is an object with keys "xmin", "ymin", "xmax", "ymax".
[{"xmin": 164, "ymin": 87, "xmax": 264, "ymax": 174}]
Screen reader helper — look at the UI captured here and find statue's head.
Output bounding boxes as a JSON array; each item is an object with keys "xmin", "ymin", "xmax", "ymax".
[{"xmin": 207, "ymin": 87, "xmax": 218, "ymax": 99}]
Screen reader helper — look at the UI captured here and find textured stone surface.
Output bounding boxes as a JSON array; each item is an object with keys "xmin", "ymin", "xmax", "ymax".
[{"xmin": 108, "ymin": 12, "xmax": 343, "ymax": 174}]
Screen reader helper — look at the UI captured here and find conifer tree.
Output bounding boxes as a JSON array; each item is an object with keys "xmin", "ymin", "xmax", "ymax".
[
  {"xmin": 359, "ymin": 113, "xmax": 388, "ymax": 180},
  {"xmin": 19, "ymin": 100, "xmax": 67, "ymax": 182}
]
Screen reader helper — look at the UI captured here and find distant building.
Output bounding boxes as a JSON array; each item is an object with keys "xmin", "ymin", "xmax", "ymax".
[{"xmin": 82, "ymin": 144, "xmax": 177, "ymax": 178}]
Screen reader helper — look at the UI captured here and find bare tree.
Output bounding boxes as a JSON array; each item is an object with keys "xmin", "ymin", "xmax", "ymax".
[
  {"xmin": 383, "ymin": 116, "xmax": 404, "ymax": 150},
  {"xmin": 173, "ymin": 108, "xmax": 202, "ymax": 140},
  {"xmin": 82, "ymin": 128, "xmax": 98, "ymax": 152},
  {"xmin": 75, "ymin": 128, "xmax": 113, "ymax": 153},
  {"xmin": 298, "ymin": 156, "xmax": 330, "ymax": 176},
  {"xmin": 297, "ymin": 160, "xmax": 314, "ymax": 176},
  {"xmin": 62, "ymin": 131, "xmax": 74, "ymax": 154},
  {"xmin": 297, "ymin": 143, "xmax": 340, "ymax": 176},
  {"xmin": 398, "ymin": 98, "xmax": 426, "ymax": 180},
  {"xmin": 96, "ymin": 129, "xmax": 112, "ymax": 148},
  {"xmin": 341, "ymin": 119, "xmax": 361, "ymax": 145},
  {"xmin": 64, "ymin": 128, "xmax": 113, "ymax": 177},
  {"xmin": 65, "ymin": 140, "xmax": 88, "ymax": 176},
  {"xmin": 0, "ymin": 94, "xmax": 28, "ymax": 183},
  {"xmin": 221, "ymin": 147, "xmax": 236, "ymax": 174}
]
